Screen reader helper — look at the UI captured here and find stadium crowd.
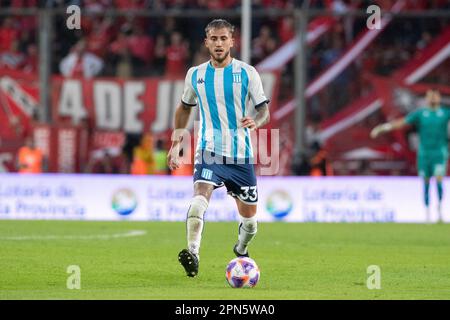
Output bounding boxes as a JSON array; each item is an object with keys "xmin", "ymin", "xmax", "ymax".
[{"xmin": 1, "ymin": 0, "xmax": 448, "ymax": 79}]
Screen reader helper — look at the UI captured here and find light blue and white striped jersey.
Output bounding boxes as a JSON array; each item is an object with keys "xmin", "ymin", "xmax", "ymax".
[{"xmin": 181, "ymin": 58, "xmax": 269, "ymax": 159}]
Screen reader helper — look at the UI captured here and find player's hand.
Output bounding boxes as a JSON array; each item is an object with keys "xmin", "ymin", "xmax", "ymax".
[
  {"xmin": 167, "ymin": 143, "xmax": 181, "ymax": 170},
  {"xmin": 241, "ymin": 117, "xmax": 257, "ymax": 131},
  {"xmin": 370, "ymin": 126, "xmax": 381, "ymax": 139},
  {"xmin": 370, "ymin": 123, "xmax": 393, "ymax": 139}
]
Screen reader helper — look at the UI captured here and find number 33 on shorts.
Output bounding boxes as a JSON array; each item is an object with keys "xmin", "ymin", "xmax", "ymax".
[{"xmin": 239, "ymin": 186, "xmax": 258, "ymax": 202}]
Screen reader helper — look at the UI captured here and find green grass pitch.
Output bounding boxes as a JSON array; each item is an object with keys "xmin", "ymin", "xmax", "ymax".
[{"xmin": 1, "ymin": 220, "xmax": 450, "ymax": 299}]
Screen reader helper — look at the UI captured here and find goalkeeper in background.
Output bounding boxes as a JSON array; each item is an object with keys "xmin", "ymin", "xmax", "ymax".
[{"xmin": 371, "ymin": 89, "xmax": 448, "ymax": 223}]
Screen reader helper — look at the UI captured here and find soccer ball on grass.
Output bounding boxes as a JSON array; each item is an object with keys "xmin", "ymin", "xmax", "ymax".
[{"xmin": 225, "ymin": 257, "xmax": 260, "ymax": 288}]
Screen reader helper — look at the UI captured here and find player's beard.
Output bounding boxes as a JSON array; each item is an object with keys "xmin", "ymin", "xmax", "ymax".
[
  {"xmin": 429, "ymin": 101, "xmax": 439, "ymax": 108},
  {"xmin": 210, "ymin": 48, "xmax": 230, "ymax": 64}
]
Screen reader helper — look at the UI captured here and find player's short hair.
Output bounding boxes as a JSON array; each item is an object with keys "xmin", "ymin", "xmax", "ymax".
[
  {"xmin": 205, "ymin": 19, "xmax": 235, "ymax": 37},
  {"xmin": 426, "ymin": 88, "xmax": 440, "ymax": 95}
]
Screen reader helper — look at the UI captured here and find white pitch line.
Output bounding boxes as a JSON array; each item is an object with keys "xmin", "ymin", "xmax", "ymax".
[{"xmin": 0, "ymin": 230, "xmax": 147, "ymax": 241}]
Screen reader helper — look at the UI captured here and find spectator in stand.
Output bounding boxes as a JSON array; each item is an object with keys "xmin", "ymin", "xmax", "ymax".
[
  {"xmin": 122, "ymin": 133, "xmax": 141, "ymax": 168},
  {"xmin": 277, "ymin": 16, "xmax": 295, "ymax": 44},
  {"xmin": 17, "ymin": 28, "xmax": 34, "ymax": 54},
  {"xmin": 331, "ymin": 0, "xmax": 348, "ymax": 13},
  {"xmin": 59, "ymin": 38, "xmax": 104, "ymax": 78},
  {"xmin": 21, "ymin": 43, "xmax": 38, "ymax": 73},
  {"xmin": 161, "ymin": 16, "xmax": 177, "ymax": 42},
  {"xmin": 152, "ymin": 34, "xmax": 167, "ymax": 75},
  {"xmin": 84, "ymin": 0, "xmax": 112, "ymax": 13},
  {"xmin": 109, "ymin": 25, "xmax": 132, "ymax": 77},
  {"xmin": 265, "ymin": 0, "xmax": 294, "ymax": 8},
  {"xmin": 291, "ymin": 150, "xmax": 311, "ymax": 176},
  {"xmin": 323, "ymin": 36, "xmax": 349, "ymax": 114},
  {"xmin": 357, "ymin": 159, "xmax": 374, "ymax": 176},
  {"xmin": 115, "ymin": 0, "xmax": 149, "ymax": 29},
  {"xmin": 128, "ymin": 24, "xmax": 154, "ymax": 77},
  {"xmin": 416, "ymin": 31, "xmax": 432, "ymax": 51},
  {"xmin": 305, "ymin": 117, "xmax": 322, "ymax": 148},
  {"xmin": 165, "ymin": 31, "xmax": 189, "ymax": 78},
  {"xmin": 322, "ymin": 35, "xmax": 344, "ymax": 67},
  {"xmin": 163, "ymin": 0, "xmax": 187, "ymax": 9},
  {"xmin": 10, "ymin": 0, "xmax": 38, "ymax": 9},
  {"xmin": 0, "ymin": 40, "xmax": 25, "ymax": 70},
  {"xmin": 195, "ymin": 0, "xmax": 237, "ymax": 9},
  {"xmin": 251, "ymin": 25, "xmax": 277, "ymax": 64},
  {"xmin": 309, "ymin": 141, "xmax": 330, "ymax": 176},
  {"xmin": 207, "ymin": 0, "xmax": 224, "ymax": 9},
  {"xmin": 131, "ymin": 133, "xmax": 155, "ymax": 175},
  {"xmin": 154, "ymin": 138, "xmax": 169, "ymax": 175},
  {"xmin": 265, "ymin": 37, "xmax": 278, "ymax": 57},
  {"xmin": 376, "ymin": 45, "xmax": 397, "ymax": 76},
  {"xmin": 86, "ymin": 16, "xmax": 114, "ymax": 59},
  {"xmin": 115, "ymin": 0, "xmax": 147, "ymax": 10},
  {"xmin": 0, "ymin": 17, "xmax": 19, "ymax": 53},
  {"xmin": 16, "ymin": 136, "xmax": 45, "ymax": 174},
  {"xmin": 85, "ymin": 148, "xmax": 128, "ymax": 174}
]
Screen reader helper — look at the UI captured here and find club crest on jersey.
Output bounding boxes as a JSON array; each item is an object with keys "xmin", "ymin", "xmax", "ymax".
[
  {"xmin": 232, "ymin": 73, "xmax": 241, "ymax": 83},
  {"xmin": 201, "ymin": 168, "xmax": 213, "ymax": 180}
]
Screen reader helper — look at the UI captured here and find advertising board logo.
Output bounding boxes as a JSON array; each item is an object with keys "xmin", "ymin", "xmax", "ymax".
[
  {"xmin": 266, "ymin": 190, "xmax": 293, "ymax": 220},
  {"xmin": 111, "ymin": 188, "xmax": 138, "ymax": 216}
]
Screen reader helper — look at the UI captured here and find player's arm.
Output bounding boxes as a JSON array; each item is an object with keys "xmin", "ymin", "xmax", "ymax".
[
  {"xmin": 167, "ymin": 103, "xmax": 193, "ymax": 170},
  {"xmin": 242, "ymin": 66, "xmax": 270, "ymax": 130},
  {"xmin": 241, "ymin": 103, "xmax": 270, "ymax": 130},
  {"xmin": 370, "ymin": 118, "xmax": 407, "ymax": 139},
  {"xmin": 168, "ymin": 67, "xmax": 197, "ymax": 170}
]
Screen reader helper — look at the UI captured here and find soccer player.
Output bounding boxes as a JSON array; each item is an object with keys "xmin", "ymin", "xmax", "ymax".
[
  {"xmin": 371, "ymin": 89, "xmax": 448, "ymax": 223},
  {"xmin": 167, "ymin": 19, "xmax": 270, "ymax": 277}
]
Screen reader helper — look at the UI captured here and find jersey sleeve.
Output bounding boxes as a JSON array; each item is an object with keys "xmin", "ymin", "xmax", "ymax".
[
  {"xmin": 181, "ymin": 67, "xmax": 197, "ymax": 107},
  {"xmin": 444, "ymin": 106, "xmax": 450, "ymax": 122},
  {"xmin": 248, "ymin": 66, "xmax": 269, "ymax": 109},
  {"xmin": 404, "ymin": 109, "xmax": 420, "ymax": 126}
]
